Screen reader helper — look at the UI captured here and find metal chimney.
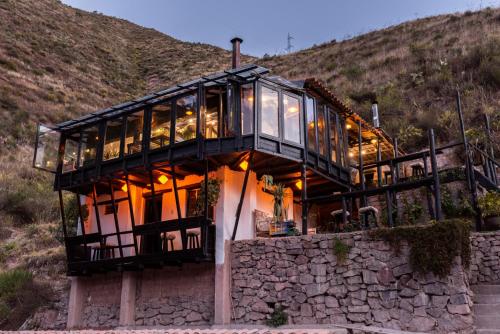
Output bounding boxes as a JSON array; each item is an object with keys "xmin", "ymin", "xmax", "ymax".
[
  {"xmin": 231, "ymin": 37, "xmax": 243, "ymax": 69},
  {"xmin": 371, "ymin": 100, "xmax": 380, "ymax": 128}
]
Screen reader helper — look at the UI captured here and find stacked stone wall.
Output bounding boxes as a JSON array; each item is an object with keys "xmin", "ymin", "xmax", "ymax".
[
  {"xmin": 231, "ymin": 232, "xmax": 473, "ymax": 333},
  {"xmin": 470, "ymin": 231, "xmax": 500, "ymax": 284}
]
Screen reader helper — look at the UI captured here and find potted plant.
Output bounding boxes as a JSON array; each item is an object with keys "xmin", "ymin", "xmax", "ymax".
[
  {"xmin": 478, "ymin": 191, "xmax": 500, "ymax": 231},
  {"xmin": 261, "ymin": 175, "xmax": 297, "ymax": 236},
  {"xmin": 194, "ymin": 177, "xmax": 221, "ymax": 217}
]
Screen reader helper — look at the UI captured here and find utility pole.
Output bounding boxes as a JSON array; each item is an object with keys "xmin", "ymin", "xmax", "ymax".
[{"xmin": 286, "ymin": 33, "xmax": 294, "ymax": 53}]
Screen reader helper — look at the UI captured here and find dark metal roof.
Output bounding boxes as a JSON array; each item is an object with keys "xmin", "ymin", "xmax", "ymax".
[{"xmin": 54, "ymin": 64, "xmax": 270, "ymax": 131}]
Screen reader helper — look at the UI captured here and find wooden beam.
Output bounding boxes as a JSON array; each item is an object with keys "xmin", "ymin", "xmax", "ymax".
[{"xmin": 231, "ymin": 151, "xmax": 254, "ymax": 241}]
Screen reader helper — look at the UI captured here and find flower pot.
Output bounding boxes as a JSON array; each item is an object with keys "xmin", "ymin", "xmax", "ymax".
[{"xmin": 484, "ymin": 215, "xmax": 500, "ymax": 231}]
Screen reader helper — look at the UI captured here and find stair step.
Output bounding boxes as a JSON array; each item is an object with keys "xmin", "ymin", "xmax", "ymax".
[
  {"xmin": 472, "ymin": 285, "xmax": 500, "ymax": 294},
  {"xmin": 475, "ymin": 315, "xmax": 500, "ymax": 330},
  {"xmin": 473, "ymin": 303, "xmax": 500, "ymax": 316},
  {"xmin": 474, "ymin": 294, "xmax": 500, "ymax": 304}
]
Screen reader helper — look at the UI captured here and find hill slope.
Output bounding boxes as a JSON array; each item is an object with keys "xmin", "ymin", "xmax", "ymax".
[{"xmin": 0, "ymin": 0, "xmax": 498, "ymax": 329}]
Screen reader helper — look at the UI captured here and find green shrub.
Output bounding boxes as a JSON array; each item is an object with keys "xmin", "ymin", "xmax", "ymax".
[
  {"xmin": 333, "ymin": 238, "xmax": 351, "ymax": 264},
  {"xmin": 341, "ymin": 64, "xmax": 364, "ymax": 80},
  {"xmin": 478, "ymin": 191, "xmax": 500, "ymax": 218},
  {"xmin": 267, "ymin": 305, "xmax": 287, "ymax": 327},
  {"xmin": 370, "ymin": 219, "xmax": 471, "ymax": 277}
]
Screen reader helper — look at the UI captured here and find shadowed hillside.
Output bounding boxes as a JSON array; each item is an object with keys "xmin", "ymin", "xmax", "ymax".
[{"xmin": 0, "ymin": 0, "xmax": 498, "ymax": 329}]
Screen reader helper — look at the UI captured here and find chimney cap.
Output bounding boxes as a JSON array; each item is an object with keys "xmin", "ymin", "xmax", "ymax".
[{"xmin": 230, "ymin": 37, "xmax": 243, "ymax": 44}]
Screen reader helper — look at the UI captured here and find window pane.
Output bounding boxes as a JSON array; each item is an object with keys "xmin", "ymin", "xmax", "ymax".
[
  {"xmin": 329, "ymin": 108, "xmax": 337, "ymax": 163},
  {"xmin": 317, "ymin": 104, "xmax": 327, "ymax": 156},
  {"xmin": 339, "ymin": 120, "xmax": 347, "ymax": 166},
  {"xmin": 150, "ymin": 102, "xmax": 171, "ymax": 150},
  {"xmin": 306, "ymin": 97, "xmax": 316, "ymax": 151},
  {"xmin": 206, "ymin": 89, "xmax": 220, "ymax": 139},
  {"xmin": 175, "ymin": 94, "xmax": 197, "ymax": 142},
  {"xmin": 283, "ymin": 94, "xmax": 301, "ymax": 143},
  {"xmin": 124, "ymin": 110, "xmax": 144, "ymax": 155},
  {"xmin": 34, "ymin": 125, "xmax": 60, "ymax": 172},
  {"xmin": 224, "ymin": 85, "xmax": 234, "ymax": 137},
  {"xmin": 260, "ymin": 86, "xmax": 279, "ymax": 137},
  {"xmin": 62, "ymin": 136, "xmax": 79, "ymax": 172},
  {"xmin": 79, "ymin": 126, "xmax": 99, "ymax": 167},
  {"xmin": 103, "ymin": 119, "xmax": 122, "ymax": 160},
  {"xmin": 241, "ymin": 84, "xmax": 254, "ymax": 135}
]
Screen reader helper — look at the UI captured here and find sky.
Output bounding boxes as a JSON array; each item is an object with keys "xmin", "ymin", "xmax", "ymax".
[{"xmin": 62, "ymin": 0, "xmax": 499, "ymax": 57}]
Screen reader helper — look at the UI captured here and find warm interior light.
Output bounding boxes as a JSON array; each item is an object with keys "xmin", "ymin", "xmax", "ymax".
[
  {"xmin": 247, "ymin": 96, "xmax": 254, "ymax": 102},
  {"xmin": 158, "ymin": 174, "xmax": 168, "ymax": 184},
  {"xmin": 348, "ymin": 152, "xmax": 354, "ymax": 158},
  {"xmin": 186, "ymin": 110, "xmax": 193, "ymax": 115},
  {"xmin": 371, "ymin": 138, "xmax": 378, "ymax": 145},
  {"xmin": 288, "ymin": 106, "xmax": 298, "ymax": 113},
  {"xmin": 308, "ymin": 122, "xmax": 315, "ymax": 128},
  {"xmin": 239, "ymin": 160, "xmax": 248, "ymax": 171},
  {"xmin": 346, "ymin": 124, "xmax": 352, "ymax": 130},
  {"xmin": 361, "ymin": 150, "xmax": 366, "ymax": 155},
  {"xmin": 121, "ymin": 184, "xmax": 128, "ymax": 192},
  {"xmin": 295, "ymin": 180, "xmax": 302, "ymax": 190}
]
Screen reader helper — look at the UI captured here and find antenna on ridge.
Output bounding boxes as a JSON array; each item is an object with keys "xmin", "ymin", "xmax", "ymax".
[{"xmin": 286, "ymin": 33, "xmax": 294, "ymax": 53}]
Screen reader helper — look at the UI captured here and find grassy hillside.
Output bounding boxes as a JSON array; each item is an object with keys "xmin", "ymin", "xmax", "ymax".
[
  {"xmin": 258, "ymin": 8, "xmax": 500, "ymax": 149},
  {"xmin": 0, "ymin": 0, "xmax": 498, "ymax": 328}
]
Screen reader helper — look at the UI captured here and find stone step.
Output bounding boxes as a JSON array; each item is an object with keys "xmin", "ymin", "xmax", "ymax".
[
  {"xmin": 476, "ymin": 330, "xmax": 500, "ymax": 334},
  {"xmin": 475, "ymin": 315, "xmax": 500, "ymax": 330},
  {"xmin": 473, "ymin": 303, "xmax": 500, "ymax": 316},
  {"xmin": 474, "ymin": 294, "xmax": 500, "ymax": 304},
  {"xmin": 472, "ymin": 285, "xmax": 500, "ymax": 294}
]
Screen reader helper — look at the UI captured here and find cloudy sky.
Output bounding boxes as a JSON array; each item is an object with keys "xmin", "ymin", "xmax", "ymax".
[{"xmin": 62, "ymin": 0, "xmax": 499, "ymax": 56}]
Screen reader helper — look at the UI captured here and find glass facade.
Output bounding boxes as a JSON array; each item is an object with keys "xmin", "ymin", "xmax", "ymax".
[
  {"xmin": 306, "ymin": 96, "xmax": 316, "ymax": 151},
  {"xmin": 175, "ymin": 94, "xmax": 197, "ymax": 142},
  {"xmin": 260, "ymin": 86, "xmax": 279, "ymax": 137},
  {"xmin": 103, "ymin": 119, "xmax": 123, "ymax": 160},
  {"xmin": 150, "ymin": 102, "xmax": 171, "ymax": 149},
  {"xmin": 79, "ymin": 126, "xmax": 99, "ymax": 167},
  {"xmin": 241, "ymin": 84, "xmax": 254, "ymax": 135},
  {"xmin": 205, "ymin": 89, "xmax": 220, "ymax": 139},
  {"xmin": 124, "ymin": 110, "xmax": 144, "ymax": 155},
  {"xmin": 329, "ymin": 108, "xmax": 337, "ymax": 163},
  {"xmin": 316, "ymin": 103, "xmax": 327, "ymax": 156},
  {"xmin": 33, "ymin": 125, "xmax": 60, "ymax": 172},
  {"xmin": 283, "ymin": 94, "xmax": 301, "ymax": 144}
]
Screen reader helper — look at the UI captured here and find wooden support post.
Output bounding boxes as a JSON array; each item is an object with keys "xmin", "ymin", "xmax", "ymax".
[
  {"xmin": 148, "ymin": 169, "xmax": 160, "ymax": 222},
  {"xmin": 376, "ymin": 136, "xmax": 382, "ymax": 187},
  {"xmin": 108, "ymin": 181, "xmax": 124, "ymax": 258},
  {"xmin": 428, "ymin": 129, "xmax": 442, "ymax": 221},
  {"xmin": 484, "ymin": 114, "xmax": 497, "ymax": 185},
  {"xmin": 423, "ymin": 156, "xmax": 435, "ymax": 220},
  {"xmin": 357, "ymin": 120, "xmax": 366, "ymax": 229},
  {"xmin": 301, "ymin": 164, "xmax": 308, "ymax": 235},
  {"xmin": 231, "ymin": 151, "xmax": 253, "ymax": 241},
  {"xmin": 385, "ymin": 190, "xmax": 393, "ymax": 228},
  {"xmin": 393, "ymin": 137, "xmax": 400, "ymax": 182},
  {"xmin": 75, "ymin": 193, "xmax": 88, "ymax": 259},
  {"xmin": 125, "ymin": 174, "xmax": 139, "ymax": 256},
  {"xmin": 58, "ymin": 190, "xmax": 71, "ymax": 263},
  {"xmin": 341, "ymin": 196, "xmax": 348, "ymax": 225},
  {"xmin": 172, "ymin": 165, "xmax": 186, "ymax": 250},
  {"xmin": 456, "ymin": 90, "xmax": 472, "ymax": 190},
  {"xmin": 91, "ymin": 185, "xmax": 104, "ymax": 249},
  {"xmin": 203, "ymin": 159, "xmax": 209, "ymax": 255}
]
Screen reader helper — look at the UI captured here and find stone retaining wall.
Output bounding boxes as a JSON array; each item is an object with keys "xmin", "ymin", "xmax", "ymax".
[
  {"xmin": 81, "ymin": 273, "xmax": 122, "ymax": 328},
  {"xmin": 231, "ymin": 232, "xmax": 473, "ymax": 333},
  {"xmin": 135, "ymin": 264, "xmax": 215, "ymax": 326},
  {"xmin": 470, "ymin": 231, "xmax": 500, "ymax": 284}
]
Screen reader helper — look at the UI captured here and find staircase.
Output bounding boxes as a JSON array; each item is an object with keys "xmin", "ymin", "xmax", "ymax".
[{"xmin": 473, "ymin": 282, "xmax": 500, "ymax": 333}]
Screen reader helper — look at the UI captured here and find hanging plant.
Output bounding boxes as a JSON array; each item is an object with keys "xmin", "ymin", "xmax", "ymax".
[{"xmin": 194, "ymin": 178, "xmax": 221, "ymax": 216}]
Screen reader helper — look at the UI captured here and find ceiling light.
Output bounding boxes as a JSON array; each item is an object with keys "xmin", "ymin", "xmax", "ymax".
[
  {"xmin": 239, "ymin": 160, "xmax": 248, "ymax": 171},
  {"xmin": 371, "ymin": 138, "xmax": 378, "ymax": 145},
  {"xmin": 158, "ymin": 175, "xmax": 168, "ymax": 184},
  {"xmin": 186, "ymin": 110, "xmax": 193, "ymax": 116},
  {"xmin": 295, "ymin": 180, "xmax": 302, "ymax": 190},
  {"xmin": 346, "ymin": 124, "xmax": 352, "ymax": 130},
  {"xmin": 121, "ymin": 184, "xmax": 128, "ymax": 192},
  {"xmin": 288, "ymin": 107, "xmax": 298, "ymax": 113}
]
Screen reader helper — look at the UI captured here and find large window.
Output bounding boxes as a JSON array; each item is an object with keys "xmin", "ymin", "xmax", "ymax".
[
  {"xmin": 260, "ymin": 86, "xmax": 279, "ymax": 137},
  {"xmin": 33, "ymin": 125, "xmax": 60, "ymax": 172},
  {"xmin": 241, "ymin": 84, "xmax": 254, "ymax": 135},
  {"xmin": 150, "ymin": 102, "xmax": 171, "ymax": 149},
  {"xmin": 124, "ymin": 110, "xmax": 144, "ymax": 155},
  {"xmin": 175, "ymin": 93, "xmax": 197, "ymax": 142},
  {"xmin": 62, "ymin": 136, "xmax": 79, "ymax": 172},
  {"xmin": 306, "ymin": 96, "xmax": 316, "ymax": 151},
  {"xmin": 329, "ymin": 108, "xmax": 337, "ymax": 163},
  {"xmin": 205, "ymin": 89, "xmax": 220, "ymax": 139},
  {"xmin": 79, "ymin": 126, "xmax": 99, "ymax": 167},
  {"xmin": 103, "ymin": 119, "xmax": 123, "ymax": 160},
  {"xmin": 283, "ymin": 94, "xmax": 301, "ymax": 144},
  {"xmin": 339, "ymin": 120, "xmax": 347, "ymax": 166},
  {"xmin": 316, "ymin": 103, "xmax": 327, "ymax": 156}
]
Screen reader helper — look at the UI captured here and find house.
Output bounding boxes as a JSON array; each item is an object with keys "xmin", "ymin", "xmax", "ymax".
[{"xmin": 33, "ymin": 39, "xmax": 498, "ymax": 328}]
